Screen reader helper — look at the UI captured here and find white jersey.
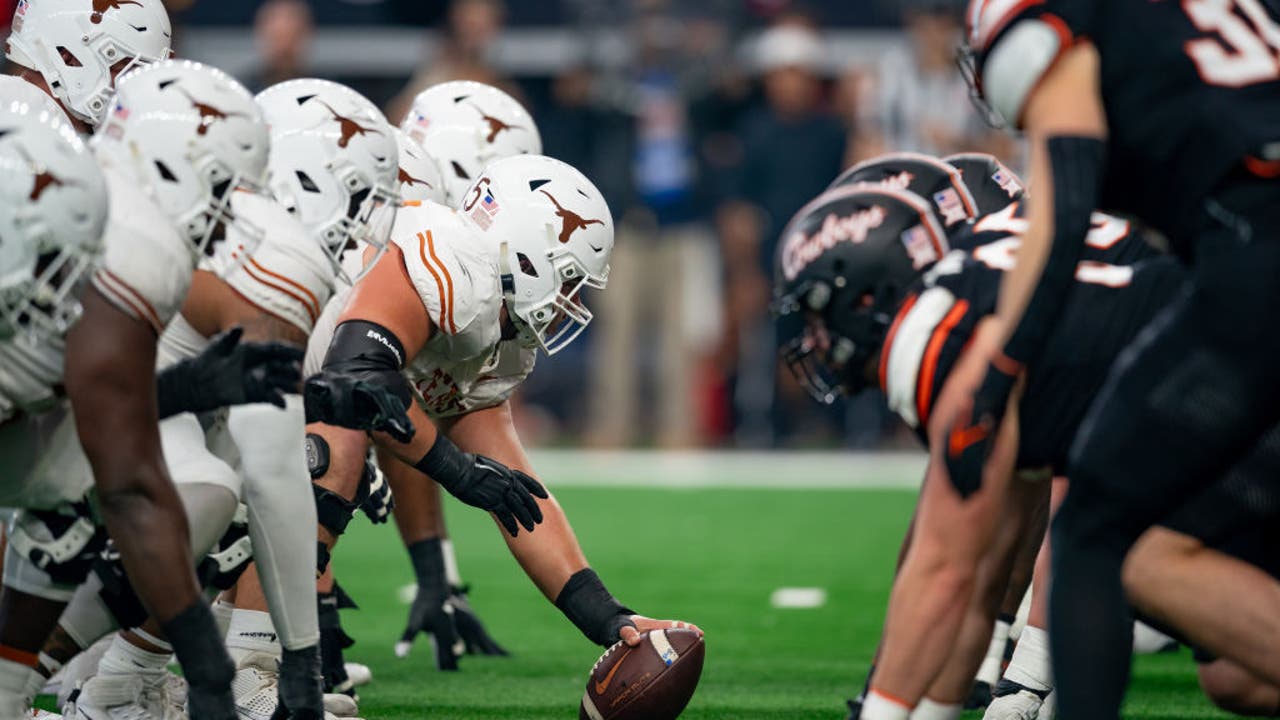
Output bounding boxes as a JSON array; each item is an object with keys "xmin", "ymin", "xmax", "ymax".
[
  {"xmin": 90, "ymin": 162, "xmax": 194, "ymax": 335},
  {"xmin": 0, "ymin": 163, "xmax": 189, "ymax": 508},
  {"xmin": 0, "ymin": 162, "xmax": 187, "ymax": 424},
  {"xmin": 305, "ymin": 200, "xmax": 536, "ymax": 419},
  {"xmin": 156, "ymin": 192, "xmax": 334, "ymax": 369}
]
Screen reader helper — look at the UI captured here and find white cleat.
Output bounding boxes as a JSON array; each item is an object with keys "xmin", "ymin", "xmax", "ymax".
[
  {"xmin": 321, "ymin": 694, "xmax": 358, "ymax": 718},
  {"xmin": 392, "ymin": 642, "xmax": 411, "ymax": 659},
  {"xmin": 27, "ymin": 710, "xmax": 62, "ymax": 719},
  {"xmin": 68, "ymin": 673, "xmax": 186, "ymax": 720},
  {"xmin": 231, "ymin": 653, "xmax": 360, "ymax": 720},
  {"xmin": 341, "ymin": 664, "xmax": 371, "ymax": 689},
  {"xmin": 55, "ymin": 639, "xmax": 112, "ymax": 712},
  {"xmin": 983, "ymin": 689, "xmax": 1045, "ymax": 720}
]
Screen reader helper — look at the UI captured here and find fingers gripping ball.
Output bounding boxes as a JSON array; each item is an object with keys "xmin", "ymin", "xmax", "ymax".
[{"xmin": 580, "ymin": 628, "xmax": 705, "ymax": 720}]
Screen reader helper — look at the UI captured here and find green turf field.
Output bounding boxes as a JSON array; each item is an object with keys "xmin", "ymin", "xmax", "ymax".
[{"xmin": 331, "ymin": 482, "xmax": 1234, "ymax": 720}]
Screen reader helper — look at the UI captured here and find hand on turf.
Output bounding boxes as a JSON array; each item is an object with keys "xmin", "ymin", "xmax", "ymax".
[
  {"xmin": 619, "ymin": 616, "xmax": 705, "ymax": 648},
  {"xmin": 450, "ymin": 588, "xmax": 510, "ymax": 657}
]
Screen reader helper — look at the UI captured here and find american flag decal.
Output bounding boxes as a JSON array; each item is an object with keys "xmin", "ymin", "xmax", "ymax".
[
  {"xmin": 933, "ymin": 188, "xmax": 969, "ymax": 226},
  {"xmin": 992, "ymin": 168, "xmax": 1022, "ymax": 197},
  {"xmin": 901, "ymin": 225, "xmax": 939, "ymax": 270}
]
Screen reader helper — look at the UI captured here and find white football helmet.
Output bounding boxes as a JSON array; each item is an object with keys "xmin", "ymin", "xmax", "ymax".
[
  {"xmin": 0, "ymin": 75, "xmax": 73, "ymax": 121},
  {"xmin": 92, "ymin": 59, "xmax": 269, "ymax": 259},
  {"xmin": 0, "ymin": 103, "xmax": 107, "ymax": 341},
  {"xmin": 400, "ymin": 80, "xmax": 542, "ymax": 205},
  {"xmin": 459, "ymin": 155, "xmax": 612, "ymax": 356},
  {"xmin": 6, "ymin": 0, "xmax": 172, "ymax": 127},
  {"xmin": 393, "ymin": 128, "xmax": 446, "ymax": 205},
  {"xmin": 257, "ymin": 79, "xmax": 399, "ymax": 282}
]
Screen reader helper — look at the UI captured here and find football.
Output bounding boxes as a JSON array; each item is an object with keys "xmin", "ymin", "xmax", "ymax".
[{"xmin": 579, "ymin": 628, "xmax": 706, "ymax": 720}]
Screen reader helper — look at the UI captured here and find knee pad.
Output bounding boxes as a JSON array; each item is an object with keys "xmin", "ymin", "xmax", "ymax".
[
  {"xmin": 196, "ymin": 505, "xmax": 253, "ymax": 591},
  {"xmin": 305, "ymin": 433, "xmax": 330, "ymax": 480},
  {"xmin": 91, "ymin": 542, "xmax": 148, "ymax": 629},
  {"xmin": 6, "ymin": 500, "xmax": 105, "ymax": 589}
]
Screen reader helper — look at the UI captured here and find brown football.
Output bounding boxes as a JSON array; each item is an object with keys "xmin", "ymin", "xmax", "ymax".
[{"xmin": 579, "ymin": 628, "xmax": 705, "ymax": 720}]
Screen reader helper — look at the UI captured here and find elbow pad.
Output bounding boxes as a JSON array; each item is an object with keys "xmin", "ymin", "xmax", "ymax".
[
  {"xmin": 320, "ymin": 320, "xmax": 414, "ymax": 409},
  {"xmin": 1004, "ymin": 136, "xmax": 1105, "ymax": 365}
]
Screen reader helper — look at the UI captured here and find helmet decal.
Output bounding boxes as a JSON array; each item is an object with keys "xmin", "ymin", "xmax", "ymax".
[
  {"xmin": 165, "ymin": 83, "xmax": 247, "ymax": 136},
  {"xmin": 539, "ymin": 189, "xmax": 605, "ymax": 246},
  {"xmin": 90, "ymin": 0, "xmax": 143, "ymax": 25},
  {"xmin": 309, "ymin": 98, "xmax": 381, "ymax": 148},
  {"xmin": 463, "ymin": 100, "xmax": 524, "ymax": 144}
]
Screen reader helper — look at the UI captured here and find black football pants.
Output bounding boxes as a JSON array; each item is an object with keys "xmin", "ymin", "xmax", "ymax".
[{"xmin": 1050, "ymin": 179, "xmax": 1280, "ymax": 720}]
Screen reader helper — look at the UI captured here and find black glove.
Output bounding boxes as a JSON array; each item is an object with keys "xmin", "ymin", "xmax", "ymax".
[
  {"xmin": 157, "ymin": 327, "xmax": 304, "ymax": 419},
  {"xmin": 450, "ymin": 587, "xmax": 510, "ymax": 657},
  {"xmin": 303, "ymin": 372, "xmax": 415, "ymax": 443},
  {"xmin": 942, "ymin": 359, "xmax": 1020, "ymax": 499},
  {"xmin": 415, "ymin": 434, "xmax": 549, "ymax": 537},
  {"xmin": 358, "ymin": 459, "xmax": 394, "ymax": 524},
  {"xmin": 398, "ymin": 585, "xmax": 462, "ymax": 671}
]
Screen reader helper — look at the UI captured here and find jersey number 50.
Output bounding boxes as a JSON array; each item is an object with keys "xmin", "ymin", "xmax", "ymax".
[{"xmin": 1184, "ymin": 0, "xmax": 1280, "ymax": 87}]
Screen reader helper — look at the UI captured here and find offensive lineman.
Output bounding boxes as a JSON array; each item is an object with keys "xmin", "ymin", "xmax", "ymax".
[
  {"xmin": 0, "ymin": 59, "xmax": 294, "ymax": 720},
  {"xmin": 299, "ymin": 151, "xmax": 703, "ymax": 688}
]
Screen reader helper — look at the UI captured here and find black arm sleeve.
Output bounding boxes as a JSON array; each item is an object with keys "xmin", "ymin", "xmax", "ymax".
[
  {"xmin": 1002, "ymin": 136, "xmax": 1105, "ymax": 366},
  {"xmin": 321, "ymin": 320, "xmax": 413, "ymax": 408}
]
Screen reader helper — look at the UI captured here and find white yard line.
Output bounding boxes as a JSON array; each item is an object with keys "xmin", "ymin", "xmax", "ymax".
[{"xmin": 523, "ymin": 450, "xmax": 926, "ymax": 490}]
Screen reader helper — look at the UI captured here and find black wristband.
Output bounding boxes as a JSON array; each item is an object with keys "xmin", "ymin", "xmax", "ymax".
[
  {"xmin": 554, "ymin": 568, "xmax": 634, "ymax": 647},
  {"xmin": 413, "ymin": 432, "xmax": 469, "ymax": 492}
]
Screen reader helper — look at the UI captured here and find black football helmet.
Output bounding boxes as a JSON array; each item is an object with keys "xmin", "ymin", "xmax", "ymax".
[
  {"xmin": 829, "ymin": 152, "xmax": 978, "ymax": 233},
  {"xmin": 944, "ymin": 152, "xmax": 1026, "ymax": 217},
  {"xmin": 772, "ymin": 184, "xmax": 950, "ymax": 404}
]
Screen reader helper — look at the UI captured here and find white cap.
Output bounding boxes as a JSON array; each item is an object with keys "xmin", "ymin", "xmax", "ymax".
[{"xmin": 755, "ymin": 25, "xmax": 824, "ymax": 74}]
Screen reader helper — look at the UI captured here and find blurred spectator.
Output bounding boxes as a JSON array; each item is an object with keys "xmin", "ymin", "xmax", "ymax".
[
  {"xmin": 386, "ymin": 0, "xmax": 510, "ymax": 123},
  {"xmin": 719, "ymin": 22, "xmax": 847, "ymax": 446},
  {"xmin": 583, "ymin": 4, "xmax": 725, "ymax": 449},
  {"xmin": 248, "ymin": 0, "xmax": 314, "ymax": 92},
  {"xmin": 853, "ymin": 0, "xmax": 1010, "ymax": 161}
]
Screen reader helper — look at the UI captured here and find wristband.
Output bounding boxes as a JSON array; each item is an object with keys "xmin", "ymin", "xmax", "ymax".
[{"xmin": 555, "ymin": 568, "xmax": 634, "ymax": 647}]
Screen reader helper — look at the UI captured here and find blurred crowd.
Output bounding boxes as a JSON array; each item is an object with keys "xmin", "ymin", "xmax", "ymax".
[{"xmin": 155, "ymin": 0, "xmax": 1015, "ymax": 449}]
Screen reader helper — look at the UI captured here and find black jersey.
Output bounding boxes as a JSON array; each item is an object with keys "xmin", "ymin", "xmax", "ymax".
[
  {"xmin": 949, "ymin": 200, "xmax": 1162, "ymax": 266},
  {"xmin": 970, "ymin": 0, "xmax": 1280, "ymax": 246},
  {"xmin": 879, "ymin": 241, "xmax": 1184, "ymax": 473}
]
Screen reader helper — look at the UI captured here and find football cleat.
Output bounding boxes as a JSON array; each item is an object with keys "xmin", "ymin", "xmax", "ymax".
[
  {"xmin": 231, "ymin": 652, "xmax": 359, "ymax": 720},
  {"xmin": 67, "ymin": 672, "xmax": 186, "ymax": 720},
  {"xmin": 984, "ymin": 679, "xmax": 1052, "ymax": 720},
  {"xmin": 339, "ymin": 664, "xmax": 370, "ymax": 690},
  {"xmin": 966, "ymin": 680, "xmax": 993, "ymax": 709}
]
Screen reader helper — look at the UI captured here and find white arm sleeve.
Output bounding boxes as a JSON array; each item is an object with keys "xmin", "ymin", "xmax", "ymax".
[{"xmin": 226, "ymin": 396, "xmax": 319, "ymax": 651}]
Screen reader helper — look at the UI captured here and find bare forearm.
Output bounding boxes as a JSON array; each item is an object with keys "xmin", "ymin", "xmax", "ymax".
[{"xmin": 444, "ymin": 403, "xmax": 587, "ymax": 600}]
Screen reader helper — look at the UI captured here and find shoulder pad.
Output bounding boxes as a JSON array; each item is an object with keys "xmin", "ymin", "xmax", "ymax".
[
  {"xmin": 970, "ymin": 0, "xmax": 1092, "ymax": 127},
  {"xmin": 221, "ymin": 193, "xmax": 336, "ymax": 334},
  {"xmin": 91, "ymin": 167, "xmax": 192, "ymax": 333},
  {"xmin": 389, "ymin": 202, "xmax": 502, "ymax": 346}
]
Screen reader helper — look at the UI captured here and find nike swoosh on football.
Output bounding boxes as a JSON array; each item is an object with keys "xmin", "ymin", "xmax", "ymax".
[{"xmin": 594, "ymin": 647, "xmax": 634, "ymax": 695}]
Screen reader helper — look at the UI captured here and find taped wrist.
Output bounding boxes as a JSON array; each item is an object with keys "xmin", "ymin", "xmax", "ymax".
[
  {"xmin": 162, "ymin": 601, "xmax": 234, "ymax": 691},
  {"xmin": 554, "ymin": 568, "xmax": 634, "ymax": 647},
  {"xmin": 412, "ymin": 432, "xmax": 469, "ymax": 493},
  {"xmin": 1003, "ymin": 136, "xmax": 1104, "ymax": 366}
]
